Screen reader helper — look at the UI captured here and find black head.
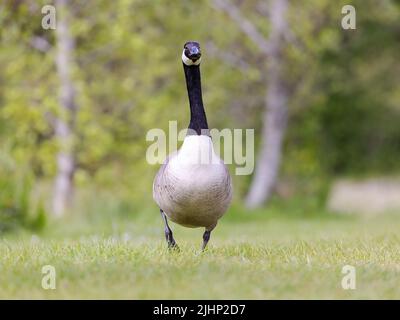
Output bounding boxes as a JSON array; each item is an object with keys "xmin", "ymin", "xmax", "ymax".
[{"xmin": 183, "ymin": 41, "xmax": 201, "ymax": 63}]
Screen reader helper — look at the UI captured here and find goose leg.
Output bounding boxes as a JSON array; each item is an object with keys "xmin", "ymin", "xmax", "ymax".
[
  {"xmin": 201, "ymin": 229, "xmax": 212, "ymax": 251},
  {"xmin": 160, "ymin": 209, "xmax": 178, "ymax": 250}
]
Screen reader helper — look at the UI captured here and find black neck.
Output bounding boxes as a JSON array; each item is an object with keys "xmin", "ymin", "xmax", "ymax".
[{"xmin": 183, "ymin": 63, "xmax": 209, "ymax": 135}]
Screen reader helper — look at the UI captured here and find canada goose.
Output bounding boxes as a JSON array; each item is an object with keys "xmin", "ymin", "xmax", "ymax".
[{"xmin": 153, "ymin": 41, "xmax": 232, "ymax": 250}]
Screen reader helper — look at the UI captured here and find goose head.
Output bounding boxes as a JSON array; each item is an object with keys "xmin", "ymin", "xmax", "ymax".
[{"xmin": 182, "ymin": 41, "xmax": 201, "ymax": 66}]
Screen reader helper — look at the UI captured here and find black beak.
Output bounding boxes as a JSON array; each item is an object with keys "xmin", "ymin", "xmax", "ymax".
[{"xmin": 188, "ymin": 47, "xmax": 201, "ymax": 61}]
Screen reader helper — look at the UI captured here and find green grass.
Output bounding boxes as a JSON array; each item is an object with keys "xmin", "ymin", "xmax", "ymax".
[{"xmin": 1, "ymin": 205, "xmax": 400, "ymax": 299}]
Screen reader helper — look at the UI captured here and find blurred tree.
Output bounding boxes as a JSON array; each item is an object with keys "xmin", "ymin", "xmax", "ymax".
[
  {"xmin": 213, "ymin": 0, "xmax": 291, "ymax": 208},
  {"xmin": 53, "ymin": 0, "xmax": 78, "ymax": 216}
]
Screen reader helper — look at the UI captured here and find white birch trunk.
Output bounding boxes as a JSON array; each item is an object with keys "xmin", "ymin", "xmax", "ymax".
[
  {"xmin": 53, "ymin": 0, "xmax": 77, "ymax": 217},
  {"xmin": 245, "ymin": 0, "xmax": 289, "ymax": 208}
]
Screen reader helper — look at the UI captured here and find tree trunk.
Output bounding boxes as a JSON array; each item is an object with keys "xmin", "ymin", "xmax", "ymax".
[
  {"xmin": 245, "ymin": 0, "xmax": 289, "ymax": 208},
  {"xmin": 53, "ymin": 0, "xmax": 77, "ymax": 217}
]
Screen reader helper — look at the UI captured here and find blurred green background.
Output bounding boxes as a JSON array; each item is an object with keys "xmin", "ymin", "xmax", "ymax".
[
  {"xmin": 0, "ymin": 0, "xmax": 399, "ymax": 299},
  {"xmin": 1, "ymin": 0, "xmax": 399, "ymax": 230}
]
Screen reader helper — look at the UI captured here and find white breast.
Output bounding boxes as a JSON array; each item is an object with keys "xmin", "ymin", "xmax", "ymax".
[{"xmin": 153, "ymin": 135, "xmax": 232, "ymax": 229}]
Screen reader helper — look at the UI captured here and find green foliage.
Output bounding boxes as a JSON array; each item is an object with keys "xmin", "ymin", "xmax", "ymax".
[
  {"xmin": 0, "ymin": 165, "xmax": 47, "ymax": 233},
  {"xmin": 315, "ymin": 1, "xmax": 400, "ymax": 174},
  {"xmin": 0, "ymin": 0, "xmax": 399, "ymax": 227},
  {"xmin": 283, "ymin": 0, "xmax": 400, "ymax": 188}
]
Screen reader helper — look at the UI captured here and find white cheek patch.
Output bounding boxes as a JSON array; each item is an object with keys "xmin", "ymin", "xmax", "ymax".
[{"xmin": 182, "ymin": 50, "xmax": 201, "ymax": 66}]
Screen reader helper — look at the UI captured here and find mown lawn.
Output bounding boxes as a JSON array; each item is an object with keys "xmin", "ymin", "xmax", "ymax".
[{"xmin": 0, "ymin": 207, "xmax": 399, "ymax": 299}]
